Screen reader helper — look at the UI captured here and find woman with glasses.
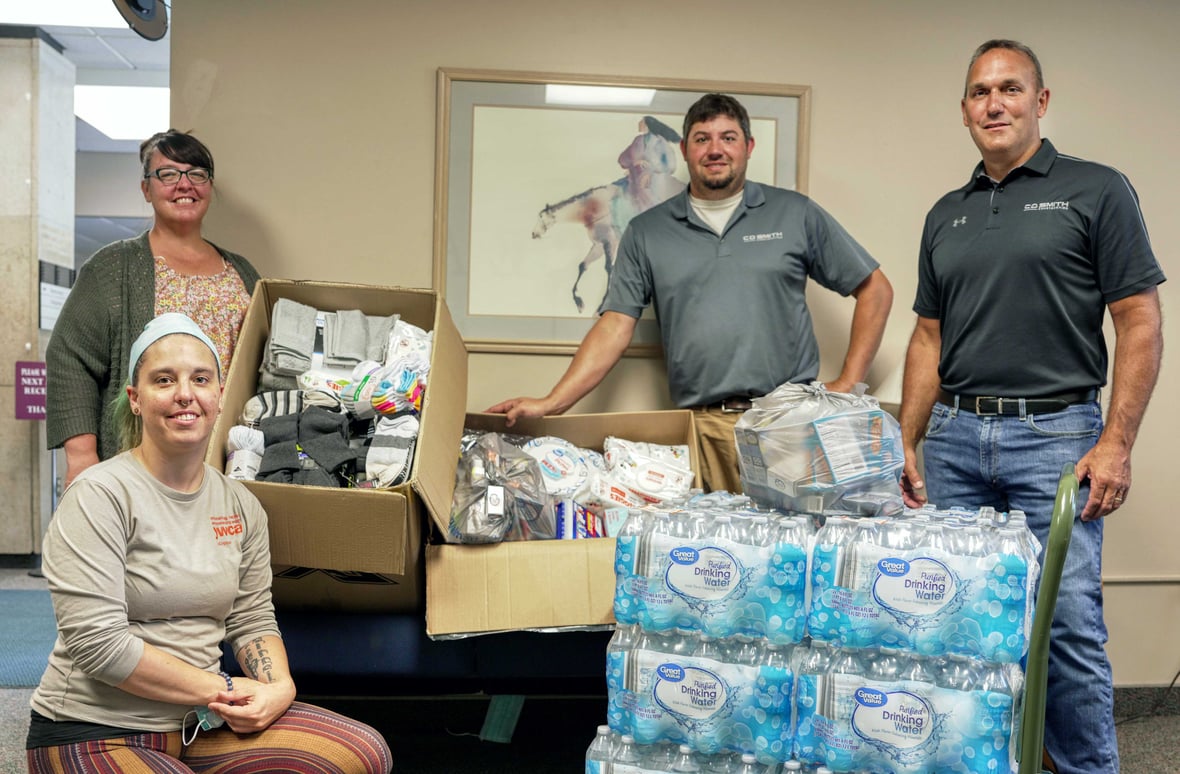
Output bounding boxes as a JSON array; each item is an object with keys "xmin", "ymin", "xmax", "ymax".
[{"xmin": 47, "ymin": 129, "xmax": 261, "ymax": 487}]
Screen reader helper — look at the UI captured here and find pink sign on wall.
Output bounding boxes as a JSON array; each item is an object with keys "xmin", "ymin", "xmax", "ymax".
[{"xmin": 15, "ymin": 361, "xmax": 47, "ymax": 420}]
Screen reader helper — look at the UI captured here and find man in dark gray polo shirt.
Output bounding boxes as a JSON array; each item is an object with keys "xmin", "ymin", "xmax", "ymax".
[
  {"xmin": 899, "ymin": 39, "xmax": 1164, "ymax": 774},
  {"xmin": 490, "ymin": 93, "xmax": 893, "ymax": 493}
]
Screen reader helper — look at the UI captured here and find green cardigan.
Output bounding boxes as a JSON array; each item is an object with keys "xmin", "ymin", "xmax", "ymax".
[{"xmin": 46, "ymin": 231, "xmax": 261, "ymax": 460}]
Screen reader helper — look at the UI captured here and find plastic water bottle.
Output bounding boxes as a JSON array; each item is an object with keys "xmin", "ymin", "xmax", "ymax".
[
  {"xmin": 935, "ymin": 653, "xmax": 980, "ymax": 692},
  {"xmin": 614, "ymin": 734, "xmax": 644, "ymax": 767},
  {"xmin": 896, "ymin": 651, "xmax": 936, "ymax": 692},
  {"xmin": 606, "ymin": 624, "xmax": 639, "ymax": 731},
  {"xmin": 809, "ymin": 515, "xmax": 858, "ymax": 642},
  {"xmin": 671, "ymin": 744, "xmax": 703, "ymax": 772},
  {"xmin": 755, "ymin": 643, "xmax": 794, "ymax": 764},
  {"xmin": 867, "ymin": 645, "xmax": 903, "ymax": 682},
  {"xmin": 736, "ymin": 752, "xmax": 765, "ymax": 773},
  {"xmin": 586, "ymin": 724, "xmax": 616, "ymax": 773},
  {"xmin": 988, "ymin": 521, "xmax": 1033, "ymax": 662},
  {"xmin": 695, "ymin": 634, "xmax": 724, "ymax": 663},
  {"xmin": 704, "ymin": 752, "xmax": 742, "ymax": 774},
  {"xmin": 614, "ymin": 509, "xmax": 652, "ymax": 626},
  {"xmin": 766, "ymin": 513, "xmax": 809, "ymax": 645},
  {"xmin": 880, "ymin": 512, "xmax": 917, "ymax": 552},
  {"xmin": 644, "ymin": 740, "xmax": 679, "ymax": 772}
]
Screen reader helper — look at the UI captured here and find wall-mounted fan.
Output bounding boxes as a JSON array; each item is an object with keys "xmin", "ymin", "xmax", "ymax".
[{"xmin": 112, "ymin": 0, "xmax": 168, "ymax": 41}]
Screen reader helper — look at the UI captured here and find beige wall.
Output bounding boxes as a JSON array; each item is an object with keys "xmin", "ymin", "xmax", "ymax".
[{"xmin": 173, "ymin": 0, "xmax": 1179, "ymax": 685}]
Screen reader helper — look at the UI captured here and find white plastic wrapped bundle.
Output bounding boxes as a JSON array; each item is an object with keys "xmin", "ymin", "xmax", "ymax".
[
  {"xmin": 603, "ymin": 436, "xmax": 694, "ymax": 503},
  {"xmin": 734, "ymin": 382, "xmax": 903, "ymax": 516}
]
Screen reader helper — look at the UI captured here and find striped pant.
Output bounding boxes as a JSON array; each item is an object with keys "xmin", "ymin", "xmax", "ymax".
[{"xmin": 27, "ymin": 702, "xmax": 393, "ymax": 774}]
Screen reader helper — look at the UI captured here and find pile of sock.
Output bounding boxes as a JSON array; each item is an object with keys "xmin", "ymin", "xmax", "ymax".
[{"xmin": 223, "ymin": 300, "xmax": 433, "ymax": 489}]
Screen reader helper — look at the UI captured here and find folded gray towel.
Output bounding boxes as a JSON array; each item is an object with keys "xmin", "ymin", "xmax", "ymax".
[
  {"xmin": 265, "ymin": 298, "xmax": 317, "ymax": 376},
  {"xmin": 365, "ymin": 314, "xmax": 399, "ymax": 362},
  {"xmin": 324, "ymin": 309, "xmax": 370, "ymax": 369}
]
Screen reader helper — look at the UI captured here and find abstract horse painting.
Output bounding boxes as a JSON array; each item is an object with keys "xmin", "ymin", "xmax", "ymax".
[{"xmin": 532, "ymin": 116, "xmax": 685, "ymax": 312}]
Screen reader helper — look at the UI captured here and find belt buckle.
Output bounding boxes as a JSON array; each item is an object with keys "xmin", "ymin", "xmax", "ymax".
[
  {"xmin": 974, "ymin": 396, "xmax": 1002, "ymax": 415},
  {"xmin": 720, "ymin": 399, "xmax": 747, "ymax": 414}
]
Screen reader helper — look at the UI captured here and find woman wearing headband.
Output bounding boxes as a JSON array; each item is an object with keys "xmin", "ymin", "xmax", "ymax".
[
  {"xmin": 47, "ymin": 129, "xmax": 261, "ymax": 488},
  {"xmin": 27, "ymin": 314, "xmax": 391, "ymax": 774}
]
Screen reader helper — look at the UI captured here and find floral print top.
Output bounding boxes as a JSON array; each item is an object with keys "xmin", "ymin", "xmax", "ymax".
[{"xmin": 154, "ymin": 254, "xmax": 253, "ymax": 379}]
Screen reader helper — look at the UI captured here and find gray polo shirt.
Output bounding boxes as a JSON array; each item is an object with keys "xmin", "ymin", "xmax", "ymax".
[
  {"xmin": 914, "ymin": 139, "xmax": 1165, "ymax": 396},
  {"xmin": 600, "ymin": 182, "xmax": 878, "ymax": 407}
]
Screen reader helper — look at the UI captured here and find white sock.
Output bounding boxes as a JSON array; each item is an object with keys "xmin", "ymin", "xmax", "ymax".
[{"xmin": 366, "ymin": 413, "xmax": 419, "ymax": 487}]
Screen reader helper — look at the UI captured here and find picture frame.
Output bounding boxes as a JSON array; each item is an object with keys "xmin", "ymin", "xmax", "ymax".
[{"xmin": 433, "ymin": 68, "xmax": 811, "ymax": 354}]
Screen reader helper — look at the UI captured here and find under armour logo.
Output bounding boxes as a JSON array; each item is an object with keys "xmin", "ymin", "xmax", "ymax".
[{"xmin": 953, "ymin": 216, "xmax": 968, "ymax": 227}]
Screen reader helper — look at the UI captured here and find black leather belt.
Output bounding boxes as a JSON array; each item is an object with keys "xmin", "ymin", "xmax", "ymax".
[
  {"xmin": 694, "ymin": 396, "xmax": 756, "ymax": 413},
  {"xmin": 938, "ymin": 388, "xmax": 1098, "ymax": 415}
]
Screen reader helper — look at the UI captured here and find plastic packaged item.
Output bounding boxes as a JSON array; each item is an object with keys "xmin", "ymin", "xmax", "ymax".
[
  {"xmin": 447, "ymin": 432, "xmax": 554, "ymax": 543},
  {"xmin": 224, "ymin": 425, "xmax": 264, "ymax": 480},
  {"xmin": 605, "ymin": 436, "xmax": 694, "ymax": 503},
  {"xmin": 734, "ymin": 382, "xmax": 903, "ymax": 517}
]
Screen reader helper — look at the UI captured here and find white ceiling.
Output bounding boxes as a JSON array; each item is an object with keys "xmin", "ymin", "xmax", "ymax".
[
  {"xmin": 0, "ymin": 15, "xmax": 173, "ymax": 265},
  {"xmin": 41, "ymin": 23, "xmax": 170, "ymax": 153}
]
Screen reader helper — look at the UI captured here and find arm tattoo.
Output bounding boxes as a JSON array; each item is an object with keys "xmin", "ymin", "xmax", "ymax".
[{"xmin": 242, "ymin": 637, "xmax": 277, "ymax": 683}]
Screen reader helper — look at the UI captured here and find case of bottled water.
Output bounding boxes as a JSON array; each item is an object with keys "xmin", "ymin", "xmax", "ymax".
[
  {"xmin": 807, "ymin": 508, "xmax": 1040, "ymax": 663},
  {"xmin": 614, "ymin": 501, "xmax": 813, "ymax": 645},
  {"xmin": 606, "ymin": 624, "xmax": 796, "ymax": 764},
  {"xmin": 792, "ymin": 641, "xmax": 1020, "ymax": 773}
]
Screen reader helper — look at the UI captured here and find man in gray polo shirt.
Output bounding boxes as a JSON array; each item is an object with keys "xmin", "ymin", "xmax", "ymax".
[
  {"xmin": 489, "ymin": 93, "xmax": 893, "ymax": 493},
  {"xmin": 899, "ymin": 39, "xmax": 1164, "ymax": 774}
]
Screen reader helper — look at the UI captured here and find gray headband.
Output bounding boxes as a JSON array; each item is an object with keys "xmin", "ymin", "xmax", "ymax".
[{"xmin": 128, "ymin": 313, "xmax": 222, "ymax": 383}]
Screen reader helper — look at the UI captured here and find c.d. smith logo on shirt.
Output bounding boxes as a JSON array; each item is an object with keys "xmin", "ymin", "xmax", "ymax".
[
  {"xmin": 742, "ymin": 231, "xmax": 784, "ymax": 242},
  {"xmin": 1024, "ymin": 201, "xmax": 1070, "ymax": 211}
]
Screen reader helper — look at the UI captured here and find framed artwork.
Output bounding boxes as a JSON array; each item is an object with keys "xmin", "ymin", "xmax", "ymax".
[{"xmin": 433, "ymin": 68, "xmax": 811, "ymax": 354}]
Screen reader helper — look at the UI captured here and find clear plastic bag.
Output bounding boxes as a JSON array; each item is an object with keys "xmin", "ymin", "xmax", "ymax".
[
  {"xmin": 447, "ymin": 432, "xmax": 555, "ymax": 543},
  {"xmin": 734, "ymin": 381, "xmax": 903, "ymax": 516}
]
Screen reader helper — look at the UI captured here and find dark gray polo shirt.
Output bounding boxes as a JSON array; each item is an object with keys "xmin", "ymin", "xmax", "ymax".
[
  {"xmin": 600, "ymin": 182, "xmax": 878, "ymax": 407},
  {"xmin": 914, "ymin": 139, "xmax": 1165, "ymax": 396}
]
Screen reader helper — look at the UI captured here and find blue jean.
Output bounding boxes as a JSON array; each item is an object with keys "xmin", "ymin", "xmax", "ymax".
[{"xmin": 921, "ymin": 399, "xmax": 1117, "ymax": 774}]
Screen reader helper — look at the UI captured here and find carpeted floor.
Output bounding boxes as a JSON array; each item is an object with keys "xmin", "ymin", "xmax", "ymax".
[{"xmin": 0, "ymin": 591, "xmax": 54, "ymax": 689}]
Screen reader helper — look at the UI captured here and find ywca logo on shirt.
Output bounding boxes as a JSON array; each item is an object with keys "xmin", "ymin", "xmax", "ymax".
[
  {"xmin": 210, "ymin": 513, "xmax": 244, "ymax": 546},
  {"xmin": 1024, "ymin": 200, "xmax": 1070, "ymax": 211}
]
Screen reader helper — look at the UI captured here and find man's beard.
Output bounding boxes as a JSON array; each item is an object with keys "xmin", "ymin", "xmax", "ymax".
[{"xmin": 701, "ymin": 171, "xmax": 736, "ymax": 190}]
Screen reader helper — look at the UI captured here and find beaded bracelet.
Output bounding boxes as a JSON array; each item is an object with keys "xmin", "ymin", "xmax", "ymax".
[{"xmin": 218, "ymin": 670, "xmax": 234, "ymax": 695}]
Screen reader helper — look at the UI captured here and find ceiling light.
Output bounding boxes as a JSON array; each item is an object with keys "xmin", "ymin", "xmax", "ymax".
[
  {"xmin": 74, "ymin": 85, "xmax": 169, "ymax": 141},
  {"xmin": 545, "ymin": 85, "xmax": 656, "ymax": 107}
]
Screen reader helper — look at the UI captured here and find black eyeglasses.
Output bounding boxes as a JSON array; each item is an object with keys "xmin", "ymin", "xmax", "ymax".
[{"xmin": 144, "ymin": 167, "xmax": 212, "ymax": 185}]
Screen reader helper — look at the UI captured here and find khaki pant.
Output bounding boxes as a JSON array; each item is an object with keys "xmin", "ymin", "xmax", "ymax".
[{"xmin": 692, "ymin": 407, "xmax": 746, "ymax": 494}]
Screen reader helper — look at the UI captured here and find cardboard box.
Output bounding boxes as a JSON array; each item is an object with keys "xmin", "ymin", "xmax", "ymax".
[
  {"xmin": 425, "ymin": 410, "xmax": 698, "ymax": 637},
  {"xmin": 206, "ymin": 280, "xmax": 468, "ymax": 612}
]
